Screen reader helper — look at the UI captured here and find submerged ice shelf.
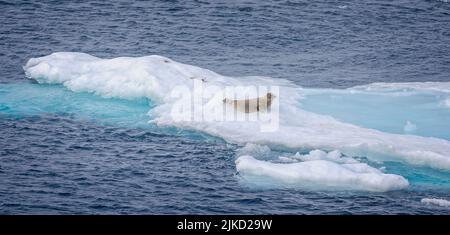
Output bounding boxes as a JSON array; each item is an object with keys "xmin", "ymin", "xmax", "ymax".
[
  {"xmin": 300, "ymin": 86, "xmax": 450, "ymax": 140},
  {"xmin": 7, "ymin": 51, "xmax": 450, "ymax": 192}
]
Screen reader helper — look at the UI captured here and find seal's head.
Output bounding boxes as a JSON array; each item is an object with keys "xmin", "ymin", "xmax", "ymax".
[{"xmin": 267, "ymin": 92, "xmax": 275, "ymax": 102}]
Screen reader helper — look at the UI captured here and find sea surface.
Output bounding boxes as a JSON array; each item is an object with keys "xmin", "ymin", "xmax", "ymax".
[{"xmin": 1, "ymin": 0, "xmax": 450, "ymax": 214}]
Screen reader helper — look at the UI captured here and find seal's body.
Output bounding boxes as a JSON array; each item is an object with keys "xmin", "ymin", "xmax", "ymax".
[{"xmin": 223, "ymin": 92, "xmax": 275, "ymax": 113}]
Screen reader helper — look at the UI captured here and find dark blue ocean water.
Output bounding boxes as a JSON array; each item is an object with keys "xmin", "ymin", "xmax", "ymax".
[{"xmin": 1, "ymin": 0, "xmax": 450, "ymax": 214}]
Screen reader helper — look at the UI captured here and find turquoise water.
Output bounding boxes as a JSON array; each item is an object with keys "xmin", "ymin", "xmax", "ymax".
[
  {"xmin": 300, "ymin": 89, "xmax": 450, "ymax": 140},
  {"xmin": 0, "ymin": 83, "xmax": 152, "ymax": 128}
]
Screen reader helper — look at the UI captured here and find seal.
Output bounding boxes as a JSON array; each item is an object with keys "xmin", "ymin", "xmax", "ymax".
[{"xmin": 223, "ymin": 92, "xmax": 275, "ymax": 113}]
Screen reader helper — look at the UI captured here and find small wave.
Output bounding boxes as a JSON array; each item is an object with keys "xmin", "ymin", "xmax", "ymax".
[
  {"xmin": 350, "ymin": 82, "xmax": 450, "ymax": 94},
  {"xmin": 421, "ymin": 198, "xmax": 450, "ymax": 207},
  {"xmin": 403, "ymin": 121, "xmax": 417, "ymax": 133}
]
